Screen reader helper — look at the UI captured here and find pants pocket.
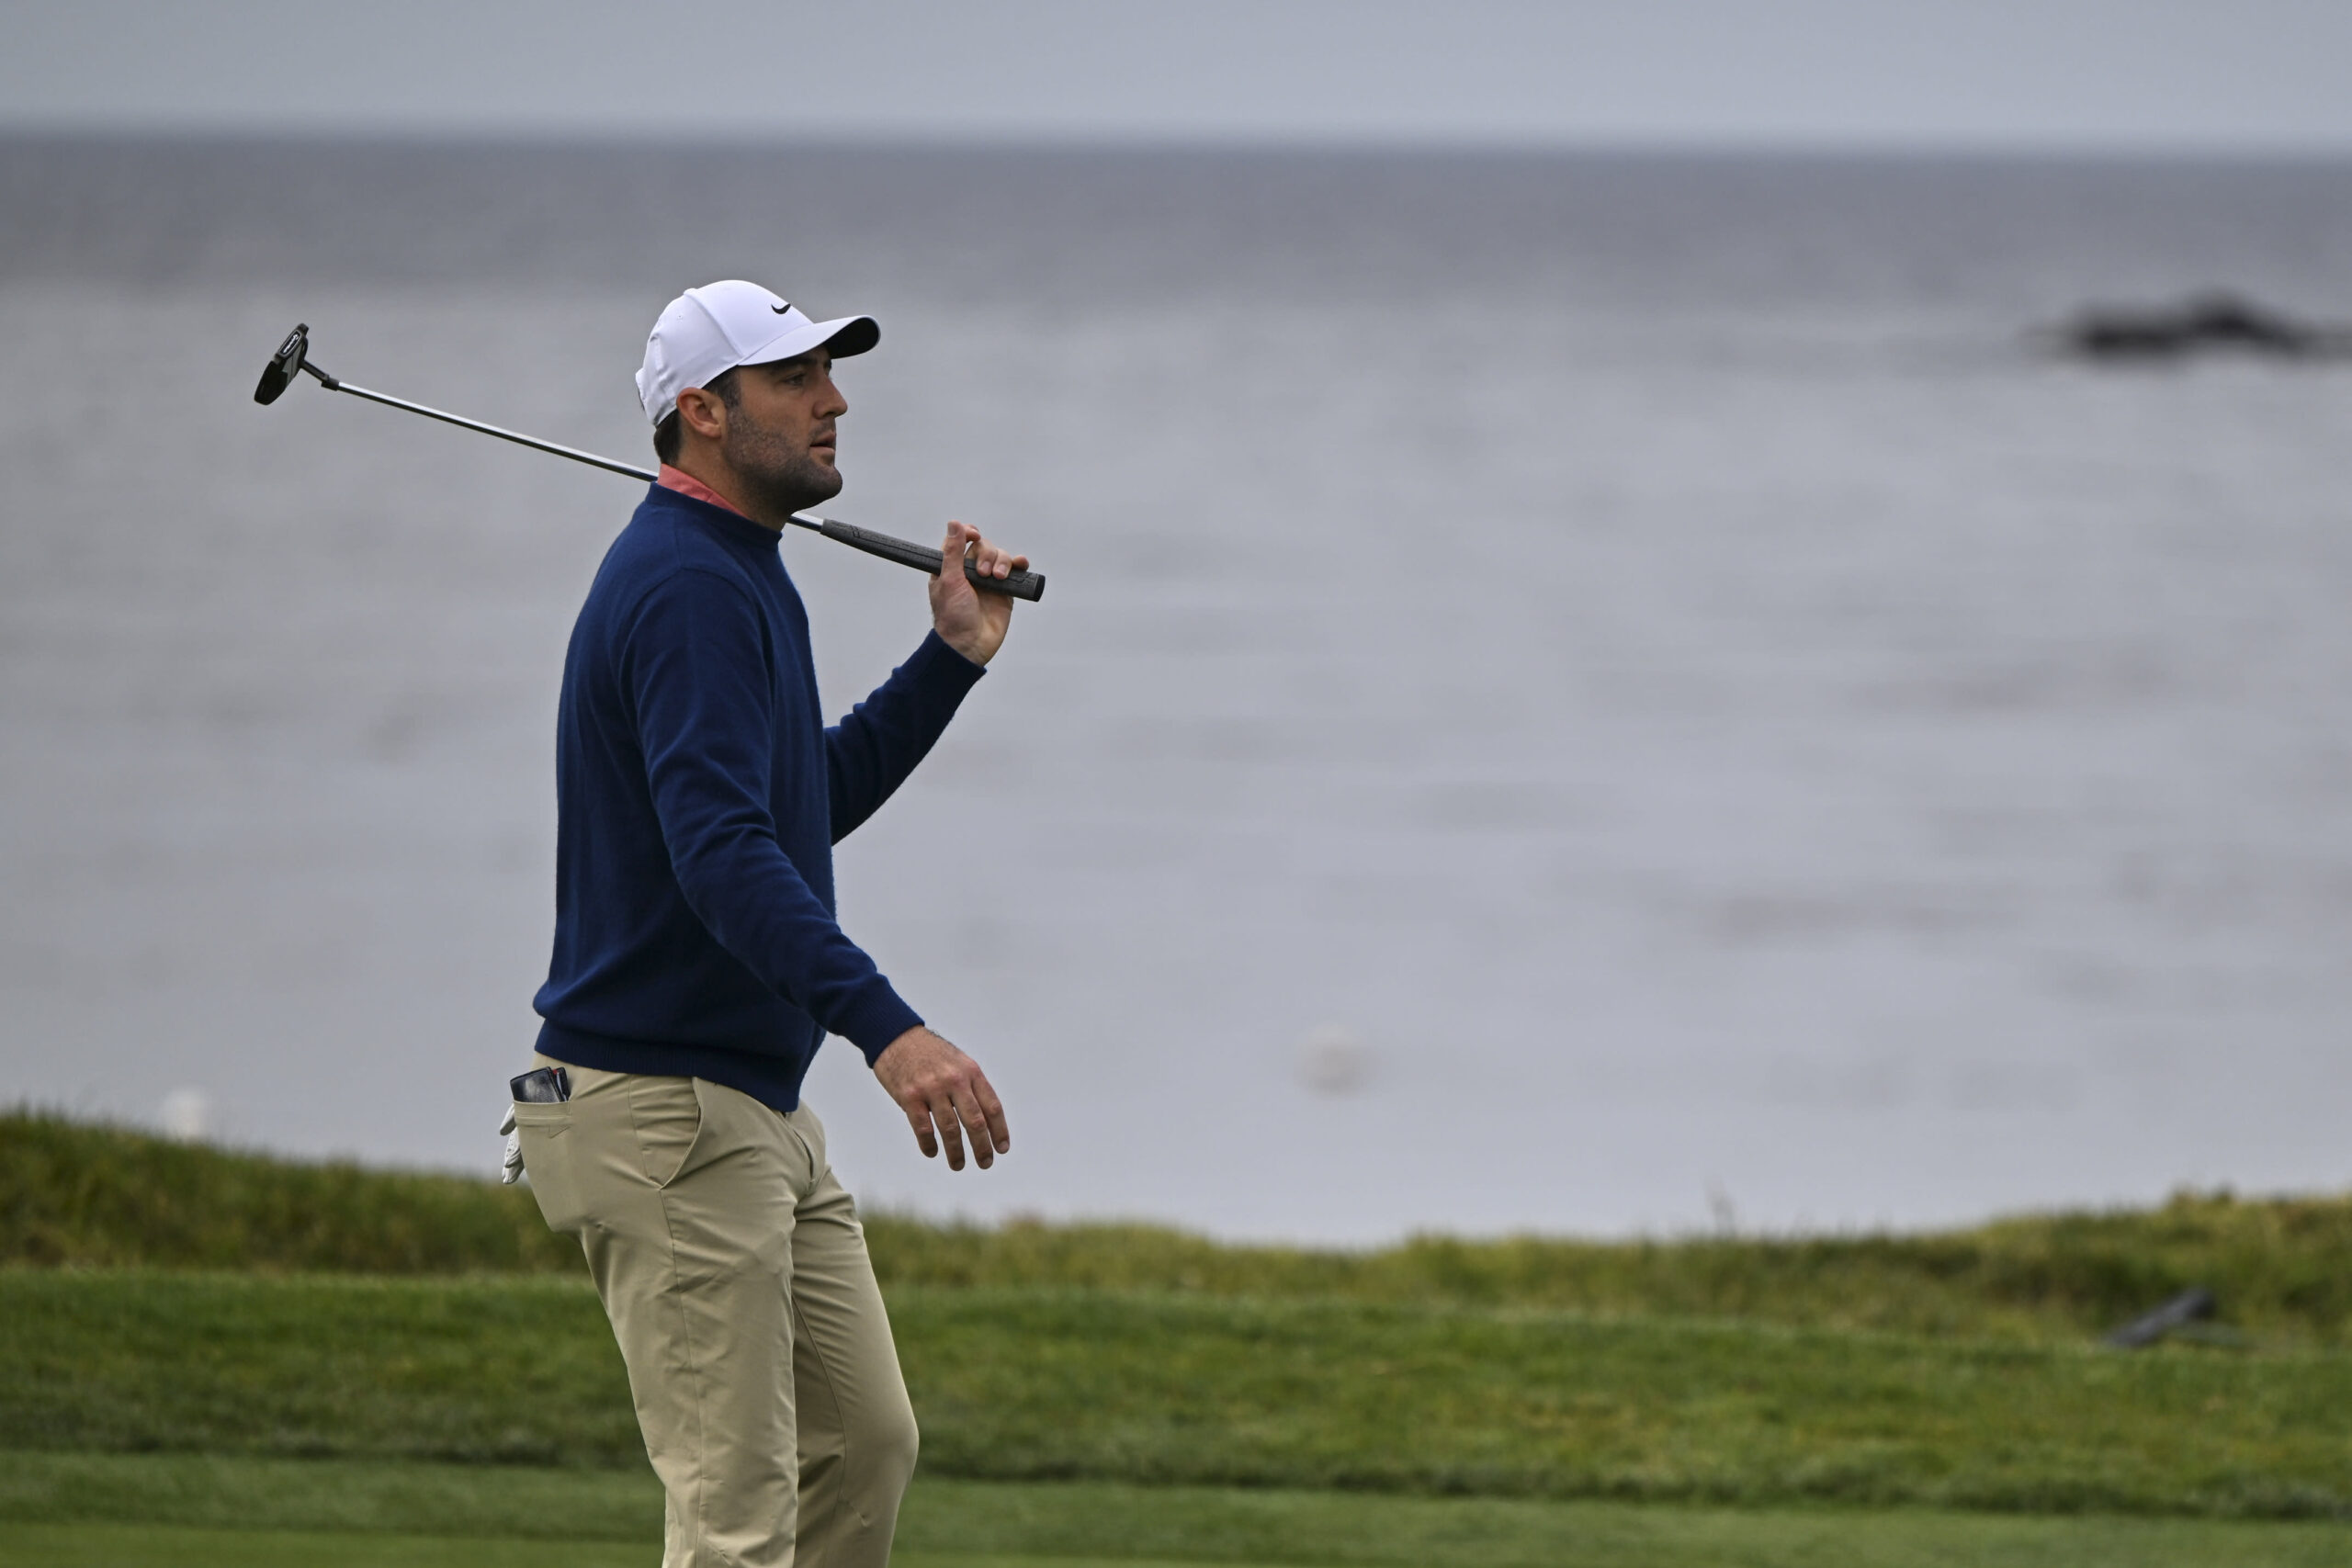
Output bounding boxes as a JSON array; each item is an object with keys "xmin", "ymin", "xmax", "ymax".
[
  {"xmin": 628, "ymin": 1075, "xmax": 708, "ymax": 1190},
  {"xmin": 512, "ymin": 1105, "xmax": 586, "ymax": 1233}
]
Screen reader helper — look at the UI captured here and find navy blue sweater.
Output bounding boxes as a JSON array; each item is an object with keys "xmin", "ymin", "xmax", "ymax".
[{"xmin": 533, "ymin": 484, "xmax": 984, "ymax": 1110}]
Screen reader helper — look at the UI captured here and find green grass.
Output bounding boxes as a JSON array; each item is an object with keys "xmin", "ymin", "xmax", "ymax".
[
  {"xmin": 10, "ymin": 1108, "xmax": 2352, "ymax": 1345},
  {"xmin": 0, "ymin": 1449, "xmax": 658, "ymax": 1541},
  {"xmin": 899, "ymin": 1287, "xmax": 2352, "ymax": 1516},
  {"xmin": 2, "ymin": 1454, "xmax": 2348, "ymax": 1567},
  {"xmin": 867, "ymin": 1200, "xmax": 2352, "ymax": 1348},
  {"xmin": 0, "ymin": 1272, "xmax": 635, "ymax": 1465},
  {"xmin": 0, "ymin": 1110, "xmax": 573, "ymax": 1274},
  {"xmin": 4, "ymin": 1269, "xmax": 2347, "ymax": 1518},
  {"xmin": 0, "ymin": 1529, "xmax": 645, "ymax": 1568},
  {"xmin": 7, "ymin": 1108, "xmax": 2352, "ymax": 1558}
]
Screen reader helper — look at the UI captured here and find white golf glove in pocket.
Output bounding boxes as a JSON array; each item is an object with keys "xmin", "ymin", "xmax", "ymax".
[{"xmin": 499, "ymin": 1103, "xmax": 524, "ymax": 1185}]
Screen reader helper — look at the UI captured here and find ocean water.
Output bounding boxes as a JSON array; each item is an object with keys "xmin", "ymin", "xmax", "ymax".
[{"xmin": 4, "ymin": 140, "xmax": 2351, "ymax": 1241}]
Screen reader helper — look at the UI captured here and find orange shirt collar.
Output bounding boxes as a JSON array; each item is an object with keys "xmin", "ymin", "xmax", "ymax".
[{"xmin": 656, "ymin": 463, "xmax": 746, "ymax": 518}]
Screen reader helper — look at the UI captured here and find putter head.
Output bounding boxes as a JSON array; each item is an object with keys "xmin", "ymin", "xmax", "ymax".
[{"xmin": 253, "ymin": 322, "xmax": 310, "ymax": 405}]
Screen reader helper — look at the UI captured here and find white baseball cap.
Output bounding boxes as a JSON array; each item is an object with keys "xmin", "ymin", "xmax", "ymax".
[{"xmin": 634, "ymin": 280, "xmax": 879, "ymax": 426}]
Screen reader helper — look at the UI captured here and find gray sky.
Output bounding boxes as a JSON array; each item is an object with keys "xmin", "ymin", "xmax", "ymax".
[{"xmin": 4, "ymin": 0, "xmax": 2351, "ymax": 152}]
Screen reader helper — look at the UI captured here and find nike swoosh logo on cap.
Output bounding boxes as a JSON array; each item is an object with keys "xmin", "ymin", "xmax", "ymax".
[{"xmin": 772, "ymin": 303, "xmax": 791, "ymax": 314}]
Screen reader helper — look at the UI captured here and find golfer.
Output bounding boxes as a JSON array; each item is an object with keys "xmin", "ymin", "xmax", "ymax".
[{"xmin": 510, "ymin": 279, "xmax": 1019, "ymax": 1568}]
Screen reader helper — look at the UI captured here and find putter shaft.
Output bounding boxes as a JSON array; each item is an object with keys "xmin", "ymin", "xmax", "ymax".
[
  {"xmin": 272, "ymin": 332, "xmax": 1046, "ymax": 602},
  {"xmin": 311, "ymin": 367, "xmax": 661, "ymax": 482}
]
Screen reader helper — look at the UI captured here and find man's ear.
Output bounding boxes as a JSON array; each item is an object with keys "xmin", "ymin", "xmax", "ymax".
[{"xmin": 675, "ymin": 385, "xmax": 729, "ymax": 443}]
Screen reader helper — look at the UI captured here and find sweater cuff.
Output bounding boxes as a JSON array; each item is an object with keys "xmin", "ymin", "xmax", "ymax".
[
  {"xmin": 908, "ymin": 627, "xmax": 990, "ymax": 689},
  {"xmin": 836, "ymin": 986, "xmax": 927, "ymax": 1067}
]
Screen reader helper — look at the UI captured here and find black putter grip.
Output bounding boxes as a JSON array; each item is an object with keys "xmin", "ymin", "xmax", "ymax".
[{"xmin": 818, "ymin": 520, "xmax": 1046, "ymax": 602}]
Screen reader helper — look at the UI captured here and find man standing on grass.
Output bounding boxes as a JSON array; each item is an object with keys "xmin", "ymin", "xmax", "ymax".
[{"xmin": 509, "ymin": 279, "xmax": 1020, "ymax": 1568}]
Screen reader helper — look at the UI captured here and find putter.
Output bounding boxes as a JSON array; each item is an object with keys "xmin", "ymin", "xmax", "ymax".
[{"xmin": 254, "ymin": 323, "xmax": 1046, "ymax": 602}]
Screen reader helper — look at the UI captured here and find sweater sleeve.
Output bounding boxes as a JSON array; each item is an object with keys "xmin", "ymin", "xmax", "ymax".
[
  {"xmin": 623, "ymin": 569, "xmax": 923, "ymax": 1061},
  {"xmin": 826, "ymin": 629, "xmax": 987, "ymax": 843}
]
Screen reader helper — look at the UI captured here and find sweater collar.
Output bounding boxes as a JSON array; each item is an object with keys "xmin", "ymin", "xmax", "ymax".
[
  {"xmin": 657, "ymin": 463, "xmax": 741, "ymax": 514},
  {"xmin": 645, "ymin": 469, "xmax": 783, "ymax": 554}
]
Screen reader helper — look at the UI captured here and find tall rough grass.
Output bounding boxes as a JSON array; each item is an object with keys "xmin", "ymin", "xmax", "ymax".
[
  {"xmin": 865, "ymin": 1200, "xmax": 2352, "ymax": 1344},
  {"xmin": 6, "ymin": 1108, "xmax": 2347, "ymax": 1342},
  {"xmin": 0, "ymin": 1109, "xmax": 575, "ymax": 1274}
]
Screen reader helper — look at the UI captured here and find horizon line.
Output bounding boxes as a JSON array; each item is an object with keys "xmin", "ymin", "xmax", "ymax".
[{"xmin": 7, "ymin": 121, "xmax": 2352, "ymax": 167}]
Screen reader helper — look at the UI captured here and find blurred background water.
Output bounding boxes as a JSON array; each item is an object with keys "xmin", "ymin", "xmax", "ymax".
[{"xmin": 4, "ymin": 138, "xmax": 2350, "ymax": 1240}]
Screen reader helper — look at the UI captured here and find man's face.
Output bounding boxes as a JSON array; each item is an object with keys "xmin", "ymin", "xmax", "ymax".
[{"xmin": 717, "ymin": 350, "xmax": 847, "ymax": 518}]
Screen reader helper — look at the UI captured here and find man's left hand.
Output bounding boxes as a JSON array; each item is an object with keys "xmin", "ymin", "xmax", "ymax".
[
  {"xmin": 873, "ymin": 1025, "xmax": 1011, "ymax": 1171},
  {"xmin": 930, "ymin": 521, "xmax": 1028, "ymax": 666}
]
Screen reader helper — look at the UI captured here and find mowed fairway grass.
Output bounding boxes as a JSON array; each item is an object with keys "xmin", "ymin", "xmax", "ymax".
[
  {"xmin": 4, "ymin": 1111, "xmax": 2351, "ymax": 1562},
  {"xmin": 6, "ymin": 1454, "xmax": 2352, "ymax": 1568}
]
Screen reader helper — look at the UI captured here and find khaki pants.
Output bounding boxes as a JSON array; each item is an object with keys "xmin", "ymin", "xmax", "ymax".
[{"xmin": 513, "ymin": 1056, "xmax": 918, "ymax": 1568}]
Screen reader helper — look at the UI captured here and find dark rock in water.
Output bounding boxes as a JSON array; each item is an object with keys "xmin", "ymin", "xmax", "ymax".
[
  {"xmin": 2103, "ymin": 1285, "xmax": 2218, "ymax": 1348},
  {"xmin": 2048, "ymin": 292, "xmax": 2352, "ymax": 362}
]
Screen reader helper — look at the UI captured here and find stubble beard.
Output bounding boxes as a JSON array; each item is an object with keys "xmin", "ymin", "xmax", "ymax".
[{"xmin": 723, "ymin": 414, "xmax": 842, "ymax": 522}]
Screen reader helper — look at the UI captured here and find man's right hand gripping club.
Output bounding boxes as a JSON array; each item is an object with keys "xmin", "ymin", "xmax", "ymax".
[{"xmin": 873, "ymin": 1026, "xmax": 1011, "ymax": 1170}]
